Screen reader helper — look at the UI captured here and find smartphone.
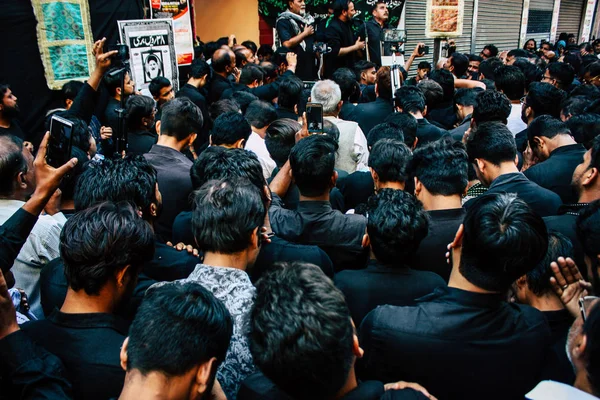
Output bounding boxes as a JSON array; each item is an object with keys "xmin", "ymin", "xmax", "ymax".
[
  {"xmin": 306, "ymin": 103, "xmax": 323, "ymax": 134},
  {"xmin": 419, "ymin": 45, "xmax": 430, "ymax": 55},
  {"xmin": 47, "ymin": 115, "xmax": 74, "ymax": 169}
]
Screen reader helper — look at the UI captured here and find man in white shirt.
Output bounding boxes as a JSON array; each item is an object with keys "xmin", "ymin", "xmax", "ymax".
[
  {"xmin": 244, "ymin": 100, "xmax": 278, "ymax": 180},
  {"xmin": 310, "ymin": 80, "xmax": 369, "ymax": 173},
  {"xmin": 0, "ymin": 135, "xmax": 68, "ymax": 318},
  {"xmin": 493, "ymin": 65, "xmax": 527, "ymax": 135}
]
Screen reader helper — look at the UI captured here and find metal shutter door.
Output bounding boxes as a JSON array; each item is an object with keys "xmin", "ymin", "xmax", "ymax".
[
  {"xmin": 474, "ymin": 0, "xmax": 524, "ymax": 52},
  {"xmin": 527, "ymin": 0, "xmax": 555, "ymax": 44},
  {"xmin": 557, "ymin": 0, "xmax": 585, "ymax": 37},
  {"xmin": 454, "ymin": 0, "xmax": 475, "ymax": 53}
]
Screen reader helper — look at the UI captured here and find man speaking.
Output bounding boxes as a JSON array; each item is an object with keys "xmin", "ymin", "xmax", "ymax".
[
  {"xmin": 324, "ymin": 0, "xmax": 365, "ymax": 79},
  {"xmin": 276, "ymin": 0, "xmax": 317, "ymax": 80}
]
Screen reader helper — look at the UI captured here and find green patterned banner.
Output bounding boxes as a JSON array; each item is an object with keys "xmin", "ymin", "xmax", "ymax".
[{"xmin": 31, "ymin": 0, "xmax": 96, "ymax": 90}]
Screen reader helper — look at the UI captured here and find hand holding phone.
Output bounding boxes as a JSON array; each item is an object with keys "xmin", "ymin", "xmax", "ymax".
[
  {"xmin": 47, "ymin": 115, "xmax": 74, "ymax": 169},
  {"xmin": 306, "ymin": 103, "xmax": 324, "ymax": 134}
]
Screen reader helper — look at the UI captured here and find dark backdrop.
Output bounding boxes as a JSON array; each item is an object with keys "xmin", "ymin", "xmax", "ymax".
[{"xmin": 0, "ymin": 0, "xmax": 144, "ymax": 146}]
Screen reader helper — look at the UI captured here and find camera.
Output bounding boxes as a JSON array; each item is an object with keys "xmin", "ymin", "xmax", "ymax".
[
  {"xmin": 313, "ymin": 42, "xmax": 332, "ymax": 54},
  {"xmin": 108, "ymin": 44, "xmax": 130, "ymax": 64},
  {"xmin": 419, "ymin": 45, "xmax": 430, "ymax": 55}
]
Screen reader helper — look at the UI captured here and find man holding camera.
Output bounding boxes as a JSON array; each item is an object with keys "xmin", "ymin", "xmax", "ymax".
[{"xmin": 276, "ymin": 0, "xmax": 317, "ymax": 80}]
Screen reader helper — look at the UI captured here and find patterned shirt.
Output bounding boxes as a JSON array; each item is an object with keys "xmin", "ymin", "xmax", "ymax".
[{"xmin": 162, "ymin": 264, "xmax": 256, "ymax": 400}]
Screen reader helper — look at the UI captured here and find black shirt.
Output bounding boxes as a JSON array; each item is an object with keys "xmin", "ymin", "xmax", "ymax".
[
  {"xmin": 127, "ymin": 128, "xmax": 157, "ymax": 156},
  {"xmin": 449, "ymin": 115, "xmax": 471, "ymax": 141},
  {"xmin": 276, "ymin": 107, "xmax": 299, "ymax": 120},
  {"xmin": 365, "ymin": 19, "xmax": 386, "ymax": 67},
  {"xmin": 175, "ymin": 83, "xmax": 211, "ymax": 147},
  {"xmin": 426, "ymin": 101, "xmax": 456, "ymax": 130},
  {"xmin": 335, "ymin": 259, "xmax": 445, "ymax": 326},
  {"xmin": 415, "ymin": 118, "xmax": 448, "ymax": 146},
  {"xmin": 0, "ymin": 120, "xmax": 25, "ymax": 139},
  {"xmin": 524, "ymin": 144, "xmax": 586, "ymax": 204},
  {"xmin": 239, "ymin": 372, "xmax": 428, "ymax": 400},
  {"xmin": 410, "ymin": 208, "xmax": 466, "ymax": 282},
  {"xmin": 207, "ymin": 73, "xmax": 235, "ymax": 103},
  {"xmin": 541, "ymin": 309, "xmax": 576, "ymax": 385},
  {"xmin": 516, "ymin": 128, "xmax": 528, "ymax": 152},
  {"xmin": 351, "ymin": 98, "xmax": 395, "ymax": 136},
  {"xmin": 324, "ymin": 17, "xmax": 360, "ymax": 79},
  {"xmin": 359, "ymin": 286, "xmax": 552, "ymax": 400},
  {"xmin": 269, "ymin": 194, "xmax": 368, "ymax": 271},
  {"xmin": 276, "ymin": 18, "xmax": 316, "ymax": 81},
  {"xmin": 21, "ymin": 310, "xmax": 129, "ymax": 400},
  {"xmin": 340, "ymin": 101, "xmax": 358, "ymax": 120},
  {"xmin": 144, "ymin": 144, "xmax": 194, "ymax": 242},
  {"xmin": 465, "ymin": 172, "xmax": 562, "ymax": 217}
]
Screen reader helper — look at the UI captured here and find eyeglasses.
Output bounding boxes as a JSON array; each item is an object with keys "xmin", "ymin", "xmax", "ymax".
[
  {"xmin": 520, "ymin": 96, "xmax": 529, "ymax": 107},
  {"xmin": 579, "ymin": 296, "xmax": 599, "ymax": 322},
  {"xmin": 541, "ymin": 75, "xmax": 560, "ymax": 83}
]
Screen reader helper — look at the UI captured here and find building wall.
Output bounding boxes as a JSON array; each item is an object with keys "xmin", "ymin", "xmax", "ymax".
[{"xmin": 194, "ymin": 0, "xmax": 260, "ymax": 44}]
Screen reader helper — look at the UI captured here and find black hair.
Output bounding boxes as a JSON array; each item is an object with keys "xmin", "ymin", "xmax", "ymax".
[
  {"xmin": 278, "ymin": 76, "xmax": 304, "ymax": 109},
  {"xmin": 567, "ymin": 113, "xmax": 600, "ymax": 149},
  {"xmin": 257, "ymin": 44, "xmax": 274, "ymax": 59},
  {"xmin": 472, "ymin": 90, "xmax": 511, "ymax": 125},
  {"xmin": 127, "ymin": 282, "xmax": 232, "ymax": 377},
  {"xmin": 561, "ymin": 96, "xmax": 589, "ymax": 121},
  {"xmin": 418, "ymin": 61, "xmax": 432, "ymax": 70},
  {"xmin": 507, "ymin": 49, "xmax": 530, "ymax": 59},
  {"xmin": 190, "ymin": 147, "xmax": 265, "ymax": 193},
  {"xmin": 429, "ymin": 69, "xmax": 455, "ymax": 101},
  {"xmin": 148, "ymin": 76, "xmax": 171, "ymax": 98},
  {"xmin": 208, "ymin": 99, "xmax": 241, "ymax": 123},
  {"xmin": 395, "ymin": 85, "xmax": 426, "ymax": 113},
  {"xmin": 513, "ymin": 58, "xmax": 544, "ymax": 87},
  {"xmin": 290, "ymin": 134, "xmax": 338, "ymax": 197},
  {"xmin": 230, "ymin": 91, "xmax": 258, "ymax": 115},
  {"xmin": 483, "ymin": 44, "xmax": 499, "ymax": 57},
  {"xmin": 62, "ymin": 80, "xmax": 84, "ymax": 103},
  {"xmin": 192, "ymin": 178, "xmax": 265, "ymax": 253},
  {"xmin": 104, "ymin": 67, "xmax": 130, "ymax": 96},
  {"xmin": 417, "ymin": 80, "xmax": 444, "ymax": 109},
  {"xmin": 376, "ymin": 66, "xmax": 393, "ymax": 100},
  {"xmin": 366, "ymin": 122, "xmax": 404, "ymax": 149},
  {"xmin": 332, "ymin": 0, "xmax": 351, "ymax": 17},
  {"xmin": 525, "ymin": 232, "xmax": 573, "ymax": 297},
  {"xmin": 494, "ymin": 65, "xmax": 526, "ymax": 101},
  {"xmin": 353, "ymin": 60, "xmax": 377, "ymax": 81},
  {"xmin": 265, "ymin": 118, "xmax": 301, "ymax": 167},
  {"xmin": 367, "ymin": 189, "xmax": 429, "ymax": 263},
  {"xmin": 203, "ymin": 42, "xmax": 220, "ymax": 61},
  {"xmin": 74, "ymin": 156, "xmax": 158, "ymax": 216},
  {"xmin": 160, "ymin": 97, "xmax": 203, "ymax": 141},
  {"xmin": 245, "ymin": 100, "xmax": 278, "ymax": 129},
  {"xmin": 190, "ymin": 58, "xmax": 211, "ymax": 80},
  {"xmin": 126, "ymin": 95, "xmax": 155, "ymax": 130},
  {"xmin": 547, "ymin": 62, "xmax": 576, "ymax": 89},
  {"xmin": 250, "ymin": 261, "xmax": 354, "ymax": 398},
  {"xmin": 0, "ymin": 135, "xmax": 26, "ymax": 196},
  {"xmin": 469, "ymin": 54, "xmax": 483, "ymax": 63},
  {"xmin": 570, "ymin": 84, "xmax": 600, "ymax": 100},
  {"xmin": 333, "ymin": 68, "xmax": 360, "ymax": 101},
  {"xmin": 61, "ymin": 202, "xmax": 154, "ymax": 295},
  {"xmin": 323, "ymin": 119, "xmax": 340, "ymax": 142},
  {"xmin": 582, "ymin": 301, "xmax": 600, "ymax": 397},
  {"xmin": 577, "ymin": 200, "xmax": 600, "ymax": 262},
  {"xmin": 410, "ymin": 138, "xmax": 468, "ymax": 196},
  {"xmin": 242, "ymin": 40, "xmax": 258, "ymax": 54},
  {"xmin": 368, "ymin": 138, "xmax": 411, "ymax": 184},
  {"xmin": 454, "ymin": 88, "xmax": 479, "ymax": 107},
  {"xmin": 239, "ymin": 64, "xmax": 265, "ymax": 86},
  {"xmin": 479, "ymin": 57, "xmax": 503, "ymax": 80},
  {"xmin": 460, "ymin": 193, "xmax": 548, "ymax": 292},
  {"xmin": 212, "ymin": 50, "xmax": 234, "ymax": 73},
  {"xmin": 585, "ymin": 61, "xmax": 600, "ymax": 77},
  {"xmin": 523, "ymin": 39, "xmax": 537, "ymax": 51},
  {"xmin": 528, "ymin": 115, "xmax": 571, "ymax": 146},
  {"xmin": 466, "ymin": 121, "xmax": 517, "ymax": 165},
  {"xmin": 210, "ymin": 111, "xmax": 252, "ymax": 146},
  {"xmin": 525, "ymin": 82, "xmax": 566, "ymax": 119},
  {"xmin": 384, "ymin": 113, "xmax": 418, "ymax": 148},
  {"xmin": 450, "ymin": 52, "xmax": 469, "ymax": 77},
  {"xmin": 480, "ymin": 79, "xmax": 496, "ymax": 90},
  {"xmin": 260, "ymin": 61, "xmax": 278, "ymax": 81}
]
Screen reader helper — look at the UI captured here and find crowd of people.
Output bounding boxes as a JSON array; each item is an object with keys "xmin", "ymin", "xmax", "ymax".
[{"xmin": 3, "ymin": 0, "xmax": 600, "ymax": 399}]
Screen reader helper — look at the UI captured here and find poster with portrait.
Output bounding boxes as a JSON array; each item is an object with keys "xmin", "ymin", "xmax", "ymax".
[
  {"xmin": 118, "ymin": 19, "xmax": 179, "ymax": 97},
  {"xmin": 425, "ymin": 0, "xmax": 464, "ymax": 38},
  {"xmin": 149, "ymin": 0, "xmax": 194, "ymax": 65}
]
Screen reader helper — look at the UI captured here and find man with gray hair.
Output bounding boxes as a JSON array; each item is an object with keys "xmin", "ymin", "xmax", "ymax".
[{"xmin": 310, "ymin": 79, "xmax": 368, "ymax": 173}]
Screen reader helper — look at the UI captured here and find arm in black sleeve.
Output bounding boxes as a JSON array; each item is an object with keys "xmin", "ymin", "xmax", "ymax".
[
  {"xmin": 0, "ymin": 330, "xmax": 73, "ymax": 400},
  {"xmin": 250, "ymin": 70, "xmax": 294, "ymax": 101},
  {"xmin": 66, "ymin": 83, "xmax": 99, "ymax": 125},
  {"xmin": 0, "ymin": 209, "xmax": 38, "ymax": 274}
]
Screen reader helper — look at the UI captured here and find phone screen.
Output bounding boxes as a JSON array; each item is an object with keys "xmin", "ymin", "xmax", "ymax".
[
  {"xmin": 306, "ymin": 103, "xmax": 323, "ymax": 134},
  {"xmin": 47, "ymin": 115, "xmax": 74, "ymax": 169}
]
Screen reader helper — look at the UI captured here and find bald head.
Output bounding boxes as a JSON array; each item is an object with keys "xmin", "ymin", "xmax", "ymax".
[{"xmin": 212, "ymin": 49, "xmax": 236, "ymax": 75}]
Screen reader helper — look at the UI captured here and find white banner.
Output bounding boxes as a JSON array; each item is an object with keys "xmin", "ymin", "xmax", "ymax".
[
  {"xmin": 149, "ymin": 0, "xmax": 194, "ymax": 65},
  {"xmin": 118, "ymin": 19, "xmax": 179, "ymax": 97}
]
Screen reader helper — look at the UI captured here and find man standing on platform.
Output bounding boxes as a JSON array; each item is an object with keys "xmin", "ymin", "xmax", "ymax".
[
  {"xmin": 365, "ymin": 1, "xmax": 389, "ymax": 67},
  {"xmin": 324, "ymin": 0, "xmax": 365, "ymax": 79}
]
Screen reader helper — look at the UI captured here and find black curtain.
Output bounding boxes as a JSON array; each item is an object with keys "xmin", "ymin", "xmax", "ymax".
[{"xmin": 0, "ymin": 0, "xmax": 144, "ymax": 146}]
